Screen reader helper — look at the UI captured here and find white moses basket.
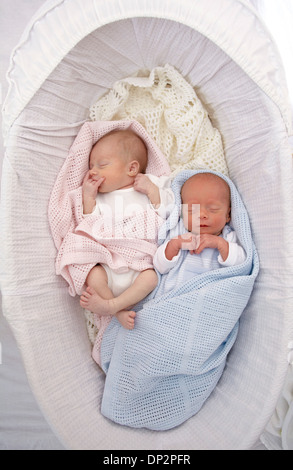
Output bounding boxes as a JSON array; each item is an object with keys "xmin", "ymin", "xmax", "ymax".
[{"xmin": 1, "ymin": 0, "xmax": 293, "ymax": 450}]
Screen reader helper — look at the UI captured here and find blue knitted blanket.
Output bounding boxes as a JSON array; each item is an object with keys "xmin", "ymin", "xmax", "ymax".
[{"xmin": 100, "ymin": 170, "xmax": 259, "ymax": 430}]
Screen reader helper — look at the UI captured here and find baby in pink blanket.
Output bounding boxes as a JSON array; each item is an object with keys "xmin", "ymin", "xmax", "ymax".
[{"xmin": 79, "ymin": 128, "xmax": 174, "ymax": 329}]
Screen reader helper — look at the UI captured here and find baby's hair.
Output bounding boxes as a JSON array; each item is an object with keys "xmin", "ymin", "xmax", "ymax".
[
  {"xmin": 99, "ymin": 129, "xmax": 148, "ymax": 174},
  {"xmin": 181, "ymin": 172, "xmax": 231, "ymax": 206}
]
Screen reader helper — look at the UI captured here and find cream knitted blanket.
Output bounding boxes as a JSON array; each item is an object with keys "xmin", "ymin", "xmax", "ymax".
[{"xmin": 90, "ymin": 64, "xmax": 228, "ymax": 177}]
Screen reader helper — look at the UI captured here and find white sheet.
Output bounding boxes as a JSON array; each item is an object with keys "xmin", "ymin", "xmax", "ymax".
[{"xmin": 0, "ymin": 0, "xmax": 292, "ymax": 451}]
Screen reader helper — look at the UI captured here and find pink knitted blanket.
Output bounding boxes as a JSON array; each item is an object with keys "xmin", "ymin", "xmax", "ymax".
[{"xmin": 48, "ymin": 120, "xmax": 171, "ymax": 295}]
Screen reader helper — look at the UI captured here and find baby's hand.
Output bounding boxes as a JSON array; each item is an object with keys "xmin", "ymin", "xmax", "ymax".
[
  {"xmin": 195, "ymin": 234, "xmax": 221, "ymax": 254},
  {"xmin": 196, "ymin": 234, "xmax": 229, "ymax": 261},
  {"xmin": 178, "ymin": 233, "xmax": 199, "ymax": 253},
  {"xmin": 82, "ymin": 170, "xmax": 105, "ymax": 199},
  {"xmin": 134, "ymin": 173, "xmax": 160, "ymax": 207},
  {"xmin": 133, "ymin": 173, "xmax": 153, "ymax": 195},
  {"xmin": 82, "ymin": 171, "xmax": 105, "ymax": 214}
]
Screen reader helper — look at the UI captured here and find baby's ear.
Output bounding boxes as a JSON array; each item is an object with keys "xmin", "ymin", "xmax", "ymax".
[{"xmin": 127, "ymin": 160, "xmax": 140, "ymax": 176}]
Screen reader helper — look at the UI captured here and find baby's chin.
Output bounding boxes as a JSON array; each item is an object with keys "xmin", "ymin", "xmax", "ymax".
[{"xmin": 98, "ymin": 184, "xmax": 110, "ymax": 193}]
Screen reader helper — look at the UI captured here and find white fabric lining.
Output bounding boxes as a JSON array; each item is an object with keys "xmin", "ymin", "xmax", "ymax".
[{"xmin": 2, "ymin": 0, "xmax": 292, "ymax": 139}]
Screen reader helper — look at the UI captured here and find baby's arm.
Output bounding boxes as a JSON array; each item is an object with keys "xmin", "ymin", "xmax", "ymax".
[
  {"xmin": 82, "ymin": 171, "xmax": 105, "ymax": 214},
  {"xmin": 134, "ymin": 174, "xmax": 175, "ymax": 219},
  {"xmin": 153, "ymin": 233, "xmax": 197, "ymax": 274},
  {"xmin": 133, "ymin": 173, "xmax": 161, "ymax": 207},
  {"xmin": 218, "ymin": 230, "xmax": 246, "ymax": 266},
  {"xmin": 196, "ymin": 232, "xmax": 246, "ymax": 265},
  {"xmin": 164, "ymin": 233, "xmax": 198, "ymax": 260}
]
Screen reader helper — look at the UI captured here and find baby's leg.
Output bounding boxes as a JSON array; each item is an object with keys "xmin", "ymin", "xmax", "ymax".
[
  {"xmin": 80, "ymin": 265, "xmax": 136, "ymax": 330},
  {"xmin": 113, "ymin": 269, "xmax": 158, "ymax": 312},
  {"xmin": 80, "ymin": 265, "xmax": 113, "ymax": 306},
  {"xmin": 83, "ymin": 269, "xmax": 158, "ymax": 316}
]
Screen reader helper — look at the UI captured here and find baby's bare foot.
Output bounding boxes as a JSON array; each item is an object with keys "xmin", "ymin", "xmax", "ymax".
[
  {"xmin": 80, "ymin": 286, "xmax": 112, "ymax": 315},
  {"xmin": 116, "ymin": 310, "xmax": 136, "ymax": 330}
]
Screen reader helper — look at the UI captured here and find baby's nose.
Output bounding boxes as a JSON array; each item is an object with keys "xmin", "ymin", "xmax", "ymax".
[
  {"xmin": 199, "ymin": 208, "xmax": 207, "ymax": 218},
  {"xmin": 89, "ymin": 169, "xmax": 98, "ymax": 177}
]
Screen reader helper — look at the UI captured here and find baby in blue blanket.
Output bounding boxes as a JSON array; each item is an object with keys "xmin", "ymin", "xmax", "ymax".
[
  {"xmin": 100, "ymin": 170, "xmax": 259, "ymax": 430},
  {"xmin": 154, "ymin": 172, "xmax": 246, "ymax": 278}
]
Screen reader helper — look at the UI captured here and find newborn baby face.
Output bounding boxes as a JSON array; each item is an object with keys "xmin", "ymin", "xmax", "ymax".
[
  {"xmin": 89, "ymin": 134, "xmax": 134, "ymax": 193},
  {"xmin": 181, "ymin": 173, "xmax": 231, "ymax": 236}
]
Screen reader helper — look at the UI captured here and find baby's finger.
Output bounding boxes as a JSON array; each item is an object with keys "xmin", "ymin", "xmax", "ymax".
[
  {"xmin": 195, "ymin": 239, "xmax": 207, "ymax": 254},
  {"xmin": 83, "ymin": 170, "xmax": 91, "ymax": 183},
  {"xmin": 94, "ymin": 176, "xmax": 105, "ymax": 188}
]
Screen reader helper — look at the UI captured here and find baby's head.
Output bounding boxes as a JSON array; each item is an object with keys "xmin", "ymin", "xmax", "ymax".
[
  {"xmin": 89, "ymin": 129, "xmax": 148, "ymax": 192},
  {"xmin": 181, "ymin": 172, "xmax": 231, "ymax": 235}
]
